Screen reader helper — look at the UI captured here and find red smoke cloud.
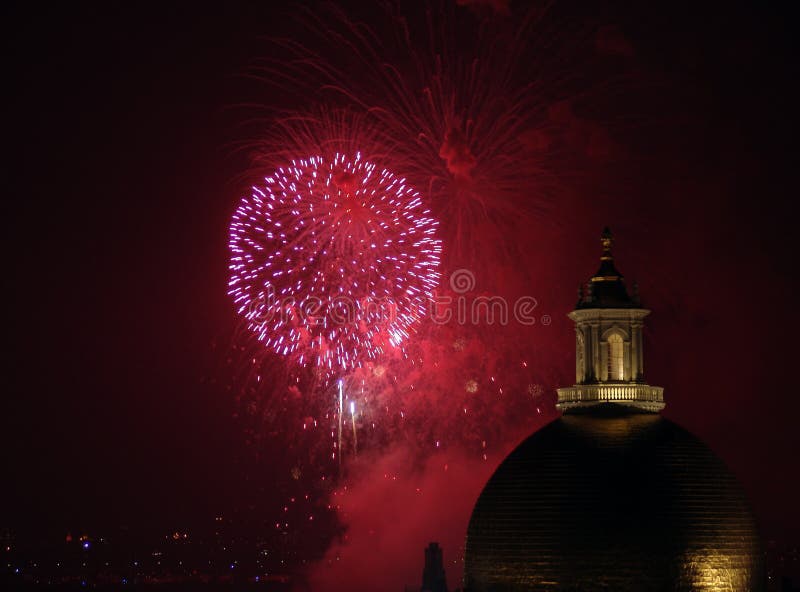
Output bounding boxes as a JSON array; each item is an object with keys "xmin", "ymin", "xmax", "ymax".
[
  {"xmin": 304, "ymin": 442, "xmax": 526, "ymax": 590},
  {"xmin": 439, "ymin": 127, "xmax": 478, "ymax": 180}
]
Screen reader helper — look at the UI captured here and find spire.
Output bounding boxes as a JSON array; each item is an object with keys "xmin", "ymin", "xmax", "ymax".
[
  {"xmin": 594, "ymin": 226, "xmax": 621, "ymax": 281},
  {"xmin": 576, "ymin": 226, "xmax": 635, "ymax": 309},
  {"xmin": 421, "ymin": 542, "xmax": 448, "ymax": 592}
]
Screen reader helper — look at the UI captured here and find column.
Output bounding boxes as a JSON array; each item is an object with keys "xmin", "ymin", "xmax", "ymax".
[
  {"xmin": 623, "ymin": 341, "xmax": 631, "ymax": 381},
  {"xmin": 636, "ymin": 325, "xmax": 644, "ymax": 380},
  {"xmin": 590, "ymin": 322, "xmax": 600, "ymax": 382},
  {"xmin": 630, "ymin": 323, "xmax": 640, "ymax": 381}
]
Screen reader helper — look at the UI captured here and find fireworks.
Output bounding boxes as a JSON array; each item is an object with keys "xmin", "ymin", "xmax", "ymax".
[
  {"xmin": 228, "ymin": 153, "xmax": 442, "ymax": 372},
  {"xmin": 216, "ymin": 2, "xmax": 651, "ymax": 585},
  {"xmin": 221, "ymin": 2, "xmax": 592, "ymax": 511},
  {"xmin": 224, "ymin": 1, "xmax": 580, "ymax": 480},
  {"xmin": 248, "ymin": 2, "xmax": 586, "ymax": 276}
]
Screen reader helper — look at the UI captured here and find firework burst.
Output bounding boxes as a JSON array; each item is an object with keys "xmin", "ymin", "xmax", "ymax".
[
  {"xmin": 228, "ymin": 152, "xmax": 442, "ymax": 373},
  {"xmin": 249, "ymin": 2, "xmax": 589, "ymax": 276}
]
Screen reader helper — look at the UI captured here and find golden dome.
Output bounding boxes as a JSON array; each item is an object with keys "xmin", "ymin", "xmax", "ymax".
[{"xmin": 464, "ymin": 407, "xmax": 764, "ymax": 591}]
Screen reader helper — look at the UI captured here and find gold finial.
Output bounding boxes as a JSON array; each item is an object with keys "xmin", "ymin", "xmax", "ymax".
[{"xmin": 600, "ymin": 226, "xmax": 613, "ymax": 261}]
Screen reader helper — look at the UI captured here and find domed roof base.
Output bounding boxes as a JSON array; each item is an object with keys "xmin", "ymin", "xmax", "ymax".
[{"xmin": 464, "ymin": 408, "xmax": 764, "ymax": 591}]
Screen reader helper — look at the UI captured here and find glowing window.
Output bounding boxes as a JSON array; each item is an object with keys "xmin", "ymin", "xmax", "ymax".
[{"xmin": 608, "ymin": 333, "xmax": 624, "ymax": 380}]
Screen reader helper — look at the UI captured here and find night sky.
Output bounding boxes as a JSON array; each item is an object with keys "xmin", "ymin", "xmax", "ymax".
[{"xmin": 5, "ymin": 0, "xmax": 800, "ymax": 587}]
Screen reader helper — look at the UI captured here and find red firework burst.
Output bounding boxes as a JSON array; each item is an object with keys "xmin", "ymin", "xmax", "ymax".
[
  {"xmin": 228, "ymin": 153, "xmax": 442, "ymax": 372},
  {"xmin": 249, "ymin": 2, "xmax": 589, "ymax": 277}
]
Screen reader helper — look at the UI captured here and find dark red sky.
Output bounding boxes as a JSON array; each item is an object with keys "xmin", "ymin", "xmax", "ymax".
[{"xmin": 4, "ymin": 0, "xmax": 799, "ymax": 564}]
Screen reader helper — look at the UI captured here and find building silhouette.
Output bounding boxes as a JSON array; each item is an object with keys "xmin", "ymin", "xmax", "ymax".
[{"xmin": 421, "ymin": 542, "xmax": 448, "ymax": 592}]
